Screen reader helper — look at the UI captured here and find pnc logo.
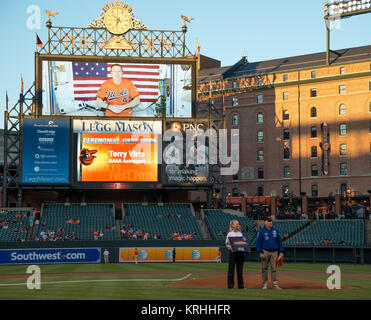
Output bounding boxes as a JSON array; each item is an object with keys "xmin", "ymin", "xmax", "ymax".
[
  {"xmin": 171, "ymin": 122, "xmax": 182, "ymax": 132},
  {"xmin": 79, "ymin": 148, "xmax": 97, "ymax": 166}
]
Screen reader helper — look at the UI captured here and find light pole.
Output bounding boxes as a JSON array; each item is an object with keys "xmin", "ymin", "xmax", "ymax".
[{"xmin": 324, "ymin": 0, "xmax": 371, "ymax": 65}]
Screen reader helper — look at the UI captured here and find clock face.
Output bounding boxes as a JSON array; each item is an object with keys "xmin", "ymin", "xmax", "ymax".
[{"xmin": 104, "ymin": 7, "xmax": 132, "ymax": 35}]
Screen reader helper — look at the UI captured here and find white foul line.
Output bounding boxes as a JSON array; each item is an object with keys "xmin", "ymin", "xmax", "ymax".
[{"xmin": 0, "ymin": 273, "xmax": 192, "ymax": 287}]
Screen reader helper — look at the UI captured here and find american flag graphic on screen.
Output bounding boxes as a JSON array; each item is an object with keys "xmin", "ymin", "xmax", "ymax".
[{"xmin": 72, "ymin": 62, "xmax": 160, "ymax": 103}]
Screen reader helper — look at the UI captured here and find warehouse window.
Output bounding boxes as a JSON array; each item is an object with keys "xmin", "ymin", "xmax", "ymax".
[
  {"xmin": 340, "ymin": 163, "xmax": 348, "ymax": 176},
  {"xmin": 257, "ymin": 150, "xmax": 264, "ymax": 161},
  {"xmin": 257, "ymin": 94, "xmax": 263, "ymax": 104},
  {"xmin": 283, "ymin": 166, "xmax": 290, "ymax": 178},
  {"xmin": 311, "ymin": 126, "xmax": 317, "ymax": 138},
  {"xmin": 339, "ymin": 84, "xmax": 346, "ymax": 94},
  {"xmin": 283, "ymin": 109, "xmax": 289, "ymax": 120},
  {"xmin": 340, "ymin": 144, "xmax": 347, "ymax": 156},
  {"xmin": 283, "ymin": 74, "xmax": 288, "ymax": 82},
  {"xmin": 257, "ymin": 131, "xmax": 264, "ymax": 143},
  {"xmin": 283, "ymin": 91, "xmax": 289, "ymax": 100},
  {"xmin": 282, "ymin": 186, "xmax": 290, "ymax": 197},
  {"xmin": 283, "ymin": 146, "xmax": 290, "ymax": 159},
  {"xmin": 311, "ymin": 185, "xmax": 318, "ymax": 197},
  {"xmin": 339, "ymin": 123, "xmax": 347, "ymax": 136},
  {"xmin": 283, "ymin": 129, "xmax": 290, "ymax": 141},
  {"xmin": 257, "ymin": 186, "xmax": 264, "ymax": 196},
  {"xmin": 232, "ymin": 96, "xmax": 238, "ymax": 106},
  {"xmin": 232, "ymin": 114, "xmax": 239, "ymax": 126},
  {"xmin": 311, "ymin": 71, "xmax": 316, "ymax": 79},
  {"xmin": 339, "ymin": 104, "xmax": 346, "ymax": 116},
  {"xmin": 257, "ymin": 112, "xmax": 264, "ymax": 124},
  {"xmin": 258, "ymin": 168, "xmax": 264, "ymax": 179},
  {"xmin": 311, "ymin": 146, "xmax": 318, "ymax": 158},
  {"xmin": 310, "ymin": 88, "xmax": 317, "ymax": 97},
  {"xmin": 310, "ymin": 107, "xmax": 317, "ymax": 118},
  {"xmin": 311, "ymin": 165, "xmax": 318, "ymax": 177}
]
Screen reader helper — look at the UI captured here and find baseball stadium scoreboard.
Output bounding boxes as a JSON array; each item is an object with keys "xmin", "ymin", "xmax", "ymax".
[
  {"xmin": 19, "ymin": 2, "xmax": 216, "ymax": 191},
  {"xmin": 21, "ymin": 116, "xmax": 212, "ymax": 190}
]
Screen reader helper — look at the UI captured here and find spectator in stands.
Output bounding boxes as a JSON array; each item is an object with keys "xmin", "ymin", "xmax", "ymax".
[
  {"xmin": 137, "ymin": 229, "xmax": 142, "ymax": 239},
  {"xmin": 144, "ymin": 232, "xmax": 149, "ymax": 240},
  {"xmin": 339, "ymin": 211, "xmax": 345, "ymax": 219},
  {"xmin": 93, "ymin": 231, "xmax": 98, "ymax": 240}
]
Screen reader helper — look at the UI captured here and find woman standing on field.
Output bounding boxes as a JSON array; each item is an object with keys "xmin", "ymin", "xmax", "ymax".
[{"xmin": 225, "ymin": 220, "xmax": 245, "ymax": 289}]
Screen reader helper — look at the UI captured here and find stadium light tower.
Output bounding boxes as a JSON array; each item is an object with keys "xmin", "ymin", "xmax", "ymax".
[{"xmin": 324, "ymin": 0, "xmax": 371, "ymax": 65}]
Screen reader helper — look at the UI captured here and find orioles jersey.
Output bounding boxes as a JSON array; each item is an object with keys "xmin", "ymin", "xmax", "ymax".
[{"xmin": 97, "ymin": 78, "xmax": 140, "ymax": 117}]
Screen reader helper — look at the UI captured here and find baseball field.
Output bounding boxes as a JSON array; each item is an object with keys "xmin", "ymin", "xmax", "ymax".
[{"xmin": 0, "ymin": 262, "xmax": 370, "ymax": 300}]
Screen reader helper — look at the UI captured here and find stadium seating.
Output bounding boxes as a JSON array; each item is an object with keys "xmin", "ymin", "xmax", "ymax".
[
  {"xmin": 272, "ymin": 220, "xmax": 310, "ymax": 240},
  {"xmin": 204, "ymin": 209, "xmax": 256, "ymax": 245},
  {"xmin": 284, "ymin": 220, "xmax": 365, "ymax": 246},
  {"xmin": 205, "ymin": 210, "xmax": 311, "ymax": 247},
  {"xmin": 43, "ymin": 203, "xmax": 113, "ymax": 217},
  {"xmin": 0, "ymin": 208, "xmax": 33, "ymax": 242},
  {"xmin": 123, "ymin": 203, "xmax": 204, "ymax": 240},
  {"xmin": 34, "ymin": 203, "xmax": 116, "ymax": 241}
]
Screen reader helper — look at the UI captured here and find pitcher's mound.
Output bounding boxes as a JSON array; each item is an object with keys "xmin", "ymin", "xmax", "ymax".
[{"xmin": 168, "ymin": 273, "xmax": 357, "ymax": 290}]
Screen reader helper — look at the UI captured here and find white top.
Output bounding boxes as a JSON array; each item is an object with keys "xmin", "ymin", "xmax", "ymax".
[
  {"xmin": 103, "ymin": 250, "xmax": 109, "ymax": 256},
  {"xmin": 225, "ymin": 231, "xmax": 243, "ymax": 245}
]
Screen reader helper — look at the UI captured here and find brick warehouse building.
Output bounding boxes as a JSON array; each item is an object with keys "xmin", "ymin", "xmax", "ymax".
[{"xmin": 198, "ymin": 45, "xmax": 371, "ymax": 216}]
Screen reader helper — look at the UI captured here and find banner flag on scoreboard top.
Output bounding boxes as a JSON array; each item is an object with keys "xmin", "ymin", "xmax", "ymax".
[
  {"xmin": 36, "ymin": 33, "xmax": 43, "ymax": 49},
  {"xmin": 72, "ymin": 62, "xmax": 160, "ymax": 103}
]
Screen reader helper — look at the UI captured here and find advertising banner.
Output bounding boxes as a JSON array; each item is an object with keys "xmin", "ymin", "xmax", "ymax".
[
  {"xmin": 74, "ymin": 120, "xmax": 161, "ymax": 182},
  {"xmin": 163, "ymin": 121, "xmax": 210, "ymax": 185},
  {"xmin": 119, "ymin": 247, "xmax": 219, "ymax": 263},
  {"xmin": 0, "ymin": 248, "xmax": 101, "ymax": 265},
  {"xmin": 21, "ymin": 118, "xmax": 70, "ymax": 184}
]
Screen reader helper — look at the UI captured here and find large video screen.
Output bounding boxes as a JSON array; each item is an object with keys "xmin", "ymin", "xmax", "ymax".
[
  {"xmin": 74, "ymin": 120, "xmax": 161, "ymax": 182},
  {"xmin": 41, "ymin": 59, "xmax": 193, "ymax": 118}
]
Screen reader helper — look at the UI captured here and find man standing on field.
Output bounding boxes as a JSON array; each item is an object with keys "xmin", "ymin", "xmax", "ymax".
[{"xmin": 256, "ymin": 216, "xmax": 284, "ymax": 290}]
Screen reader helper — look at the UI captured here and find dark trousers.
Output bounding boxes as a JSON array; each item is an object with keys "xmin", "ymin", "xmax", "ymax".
[{"xmin": 227, "ymin": 251, "xmax": 245, "ymax": 288}]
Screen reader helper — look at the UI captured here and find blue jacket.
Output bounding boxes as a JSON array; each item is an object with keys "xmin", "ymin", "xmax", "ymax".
[{"xmin": 256, "ymin": 226, "xmax": 284, "ymax": 253}]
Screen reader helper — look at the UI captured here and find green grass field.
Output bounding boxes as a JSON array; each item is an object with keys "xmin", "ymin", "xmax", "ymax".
[{"xmin": 0, "ymin": 262, "xmax": 370, "ymax": 300}]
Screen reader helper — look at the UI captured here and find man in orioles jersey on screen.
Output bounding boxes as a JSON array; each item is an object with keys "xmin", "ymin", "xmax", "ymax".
[{"xmin": 96, "ymin": 64, "xmax": 140, "ymax": 117}]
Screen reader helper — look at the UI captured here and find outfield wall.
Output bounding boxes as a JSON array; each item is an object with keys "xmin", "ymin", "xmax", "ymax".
[{"xmin": 0, "ymin": 241, "xmax": 370, "ymax": 264}]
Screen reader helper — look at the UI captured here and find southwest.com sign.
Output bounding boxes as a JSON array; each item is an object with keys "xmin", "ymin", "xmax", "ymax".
[{"xmin": 0, "ymin": 248, "xmax": 101, "ymax": 265}]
